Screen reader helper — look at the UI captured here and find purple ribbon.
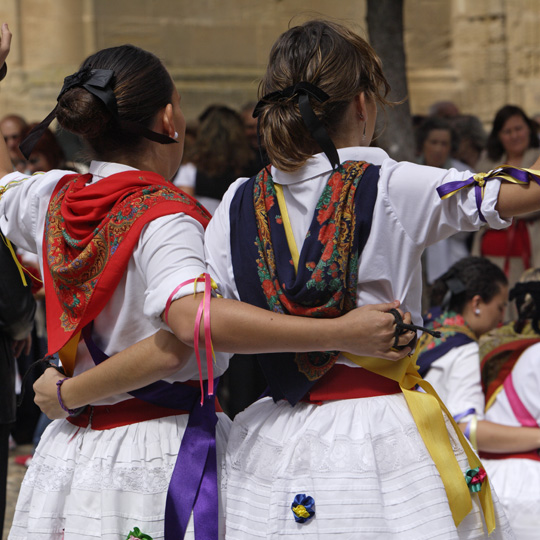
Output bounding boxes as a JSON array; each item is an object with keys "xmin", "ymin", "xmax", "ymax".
[
  {"xmin": 82, "ymin": 325, "xmax": 219, "ymax": 540},
  {"xmin": 436, "ymin": 167, "xmax": 540, "ymax": 223}
]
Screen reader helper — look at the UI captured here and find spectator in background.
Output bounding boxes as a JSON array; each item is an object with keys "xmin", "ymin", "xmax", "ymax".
[
  {"xmin": 479, "ymin": 268, "xmax": 540, "ymax": 539},
  {"xmin": 0, "ymin": 234, "xmax": 36, "ymax": 535},
  {"xmin": 21, "ymin": 123, "xmax": 66, "ymax": 174},
  {"xmin": 172, "ymin": 104, "xmax": 253, "ymax": 214},
  {"xmin": 477, "ymin": 105, "xmax": 540, "ymax": 171},
  {"xmin": 415, "ymin": 117, "xmax": 472, "ymax": 301},
  {"xmin": 0, "ymin": 114, "xmax": 27, "ymax": 172},
  {"xmin": 428, "ymin": 99, "xmax": 460, "ymax": 119},
  {"xmin": 10, "ymin": 124, "xmax": 66, "ymax": 450},
  {"xmin": 474, "ymin": 105, "xmax": 540, "ymax": 305},
  {"xmin": 240, "ymin": 100, "xmax": 268, "ymax": 174},
  {"xmin": 450, "ymin": 114, "xmax": 487, "ymax": 171}
]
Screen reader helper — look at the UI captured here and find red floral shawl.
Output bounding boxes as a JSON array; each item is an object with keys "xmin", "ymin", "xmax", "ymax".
[{"xmin": 43, "ymin": 170, "xmax": 211, "ymax": 355}]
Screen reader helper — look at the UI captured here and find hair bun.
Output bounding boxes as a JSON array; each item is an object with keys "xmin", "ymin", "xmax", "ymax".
[{"xmin": 56, "ymin": 87, "xmax": 112, "ymax": 139}]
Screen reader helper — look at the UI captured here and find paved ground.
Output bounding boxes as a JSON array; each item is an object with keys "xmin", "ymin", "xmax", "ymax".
[{"xmin": 3, "ymin": 444, "xmax": 32, "ymax": 540}]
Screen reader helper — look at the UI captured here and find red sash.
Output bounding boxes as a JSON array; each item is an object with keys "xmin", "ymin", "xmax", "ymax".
[{"xmin": 302, "ymin": 364, "xmax": 401, "ymax": 405}]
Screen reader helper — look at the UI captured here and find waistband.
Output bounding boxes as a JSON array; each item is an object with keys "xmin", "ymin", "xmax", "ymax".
[
  {"xmin": 303, "ymin": 364, "xmax": 401, "ymax": 404},
  {"xmin": 67, "ymin": 382, "xmax": 223, "ymax": 430},
  {"xmin": 67, "ymin": 396, "xmax": 188, "ymax": 430}
]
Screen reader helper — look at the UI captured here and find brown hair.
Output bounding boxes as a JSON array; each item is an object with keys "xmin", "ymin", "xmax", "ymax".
[
  {"xmin": 192, "ymin": 105, "xmax": 253, "ymax": 178},
  {"xmin": 22, "ymin": 123, "xmax": 65, "ymax": 169},
  {"xmin": 55, "ymin": 45, "xmax": 174, "ymax": 161},
  {"xmin": 257, "ymin": 20, "xmax": 391, "ymax": 172}
]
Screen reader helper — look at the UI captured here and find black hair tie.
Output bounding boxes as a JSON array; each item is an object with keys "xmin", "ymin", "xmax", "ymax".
[
  {"xmin": 390, "ymin": 308, "xmax": 441, "ymax": 350},
  {"xmin": 19, "ymin": 67, "xmax": 177, "ymax": 160},
  {"xmin": 253, "ymin": 81, "xmax": 341, "ymax": 171}
]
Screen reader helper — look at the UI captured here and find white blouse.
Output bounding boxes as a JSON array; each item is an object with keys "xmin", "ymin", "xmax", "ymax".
[
  {"xmin": 484, "ymin": 342, "xmax": 540, "ymax": 426},
  {"xmin": 0, "ymin": 161, "xmax": 230, "ymax": 404},
  {"xmin": 205, "ymin": 146, "xmax": 510, "ymax": 366}
]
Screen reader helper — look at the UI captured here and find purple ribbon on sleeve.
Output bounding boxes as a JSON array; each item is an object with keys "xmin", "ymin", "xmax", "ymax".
[{"xmin": 436, "ymin": 166, "xmax": 540, "ymax": 223}]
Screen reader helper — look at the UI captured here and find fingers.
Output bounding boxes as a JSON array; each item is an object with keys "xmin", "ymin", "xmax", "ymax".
[
  {"xmin": 396, "ymin": 329, "xmax": 415, "ymax": 347},
  {"xmin": 0, "ymin": 23, "xmax": 12, "ymax": 62},
  {"xmin": 402, "ymin": 311, "xmax": 413, "ymax": 325}
]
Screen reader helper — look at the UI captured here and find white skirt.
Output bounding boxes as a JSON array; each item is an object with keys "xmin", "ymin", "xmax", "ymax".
[
  {"xmin": 483, "ymin": 457, "xmax": 540, "ymax": 540},
  {"xmin": 224, "ymin": 395, "xmax": 514, "ymax": 539},
  {"xmin": 9, "ymin": 412, "xmax": 231, "ymax": 540}
]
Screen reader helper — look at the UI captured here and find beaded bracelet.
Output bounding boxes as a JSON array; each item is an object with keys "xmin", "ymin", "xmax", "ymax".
[{"xmin": 56, "ymin": 377, "xmax": 81, "ymax": 416}]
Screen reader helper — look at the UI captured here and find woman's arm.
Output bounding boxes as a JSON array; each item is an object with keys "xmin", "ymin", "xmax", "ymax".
[
  {"xmin": 458, "ymin": 420, "xmax": 540, "ymax": 453},
  {"xmin": 36, "ymin": 298, "xmax": 413, "ymax": 419},
  {"xmin": 167, "ymin": 294, "xmax": 414, "ymax": 359},
  {"xmin": 33, "ymin": 329, "xmax": 192, "ymax": 418}
]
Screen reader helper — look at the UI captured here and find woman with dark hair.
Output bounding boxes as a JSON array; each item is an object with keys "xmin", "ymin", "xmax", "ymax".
[
  {"xmin": 476, "ymin": 105, "xmax": 540, "ymax": 296},
  {"xmin": 0, "ymin": 24, "xmax": 412, "ymax": 540},
  {"xmin": 479, "ymin": 268, "xmax": 540, "ymax": 539},
  {"xmin": 417, "ymin": 257, "xmax": 540, "ymax": 455},
  {"xmin": 416, "ymin": 116, "xmax": 466, "ymax": 171},
  {"xmin": 477, "ymin": 105, "xmax": 540, "ymax": 171},
  {"xmin": 202, "ymin": 19, "xmax": 540, "ymax": 539},
  {"xmin": 173, "ymin": 105, "xmax": 254, "ymax": 213},
  {"xmin": 21, "ymin": 124, "xmax": 66, "ymax": 173}
]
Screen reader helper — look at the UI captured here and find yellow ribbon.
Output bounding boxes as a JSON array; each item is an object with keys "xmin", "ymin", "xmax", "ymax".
[
  {"xmin": 1, "ymin": 233, "xmax": 28, "ymax": 287},
  {"xmin": 58, "ymin": 331, "xmax": 81, "ymax": 377},
  {"xmin": 292, "ymin": 505, "xmax": 311, "ymax": 519},
  {"xmin": 275, "ymin": 184, "xmax": 300, "ymax": 273},
  {"xmin": 274, "ymin": 182, "xmax": 496, "ymax": 533},
  {"xmin": 343, "ymin": 352, "xmax": 495, "ymax": 532}
]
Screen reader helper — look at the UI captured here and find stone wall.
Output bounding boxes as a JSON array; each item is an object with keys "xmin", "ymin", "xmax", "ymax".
[{"xmin": 1, "ymin": 0, "xmax": 540, "ymax": 128}]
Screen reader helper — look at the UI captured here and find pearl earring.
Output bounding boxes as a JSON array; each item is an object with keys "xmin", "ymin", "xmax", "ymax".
[
  {"xmin": 173, "ymin": 131, "xmax": 179, "ymax": 140},
  {"xmin": 475, "ymin": 308, "xmax": 481, "ymax": 315}
]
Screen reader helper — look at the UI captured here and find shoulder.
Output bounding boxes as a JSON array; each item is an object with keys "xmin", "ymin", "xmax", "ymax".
[{"xmin": 523, "ymin": 147, "xmax": 540, "ymax": 168}]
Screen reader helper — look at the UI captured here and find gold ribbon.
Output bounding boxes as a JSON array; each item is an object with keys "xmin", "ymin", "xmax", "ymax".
[
  {"xmin": 274, "ymin": 181, "xmax": 496, "ymax": 533},
  {"xmin": 343, "ymin": 352, "xmax": 495, "ymax": 532},
  {"xmin": 58, "ymin": 331, "xmax": 81, "ymax": 377}
]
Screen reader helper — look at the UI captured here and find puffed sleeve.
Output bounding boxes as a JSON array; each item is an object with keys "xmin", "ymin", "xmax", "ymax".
[
  {"xmin": 0, "ymin": 170, "xmax": 62, "ymax": 254},
  {"xmin": 381, "ymin": 159, "xmax": 511, "ymax": 248},
  {"xmin": 134, "ymin": 212, "xmax": 208, "ymax": 330}
]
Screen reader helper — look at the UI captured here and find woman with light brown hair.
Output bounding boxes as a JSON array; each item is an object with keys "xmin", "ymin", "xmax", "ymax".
[{"xmin": 204, "ymin": 18, "xmax": 540, "ymax": 538}]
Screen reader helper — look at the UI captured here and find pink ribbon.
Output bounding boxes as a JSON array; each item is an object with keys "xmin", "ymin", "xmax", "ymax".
[{"xmin": 164, "ymin": 273, "xmax": 216, "ymax": 404}]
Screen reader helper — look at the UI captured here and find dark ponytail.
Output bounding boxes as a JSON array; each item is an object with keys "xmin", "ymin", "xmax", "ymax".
[{"xmin": 430, "ymin": 257, "xmax": 508, "ymax": 314}]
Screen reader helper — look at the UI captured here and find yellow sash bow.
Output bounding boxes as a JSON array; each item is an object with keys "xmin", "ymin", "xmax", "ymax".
[{"xmin": 275, "ymin": 183, "xmax": 495, "ymax": 533}]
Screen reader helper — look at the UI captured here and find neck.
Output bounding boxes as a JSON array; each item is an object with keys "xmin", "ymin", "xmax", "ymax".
[{"xmin": 96, "ymin": 147, "xmax": 171, "ymax": 180}]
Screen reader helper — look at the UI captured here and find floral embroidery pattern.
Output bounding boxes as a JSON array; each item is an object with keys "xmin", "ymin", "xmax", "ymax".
[
  {"xmin": 251, "ymin": 161, "xmax": 370, "ymax": 380},
  {"xmin": 45, "ymin": 174, "xmax": 209, "ymax": 334}
]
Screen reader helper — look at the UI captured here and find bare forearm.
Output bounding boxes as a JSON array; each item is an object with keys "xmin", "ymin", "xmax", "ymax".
[
  {"xmin": 497, "ymin": 177, "xmax": 540, "ymax": 219},
  {"xmin": 474, "ymin": 420, "xmax": 540, "ymax": 453},
  {"xmin": 168, "ymin": 295, "xmax": 339, "ymax": 354},
  {"xmin": 166, "ymin": 295, "xmax": 412, "ymax": 360},
  {"xmin": 59, "ymin": 330, "xmax": 191, "ymax": 409}
]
